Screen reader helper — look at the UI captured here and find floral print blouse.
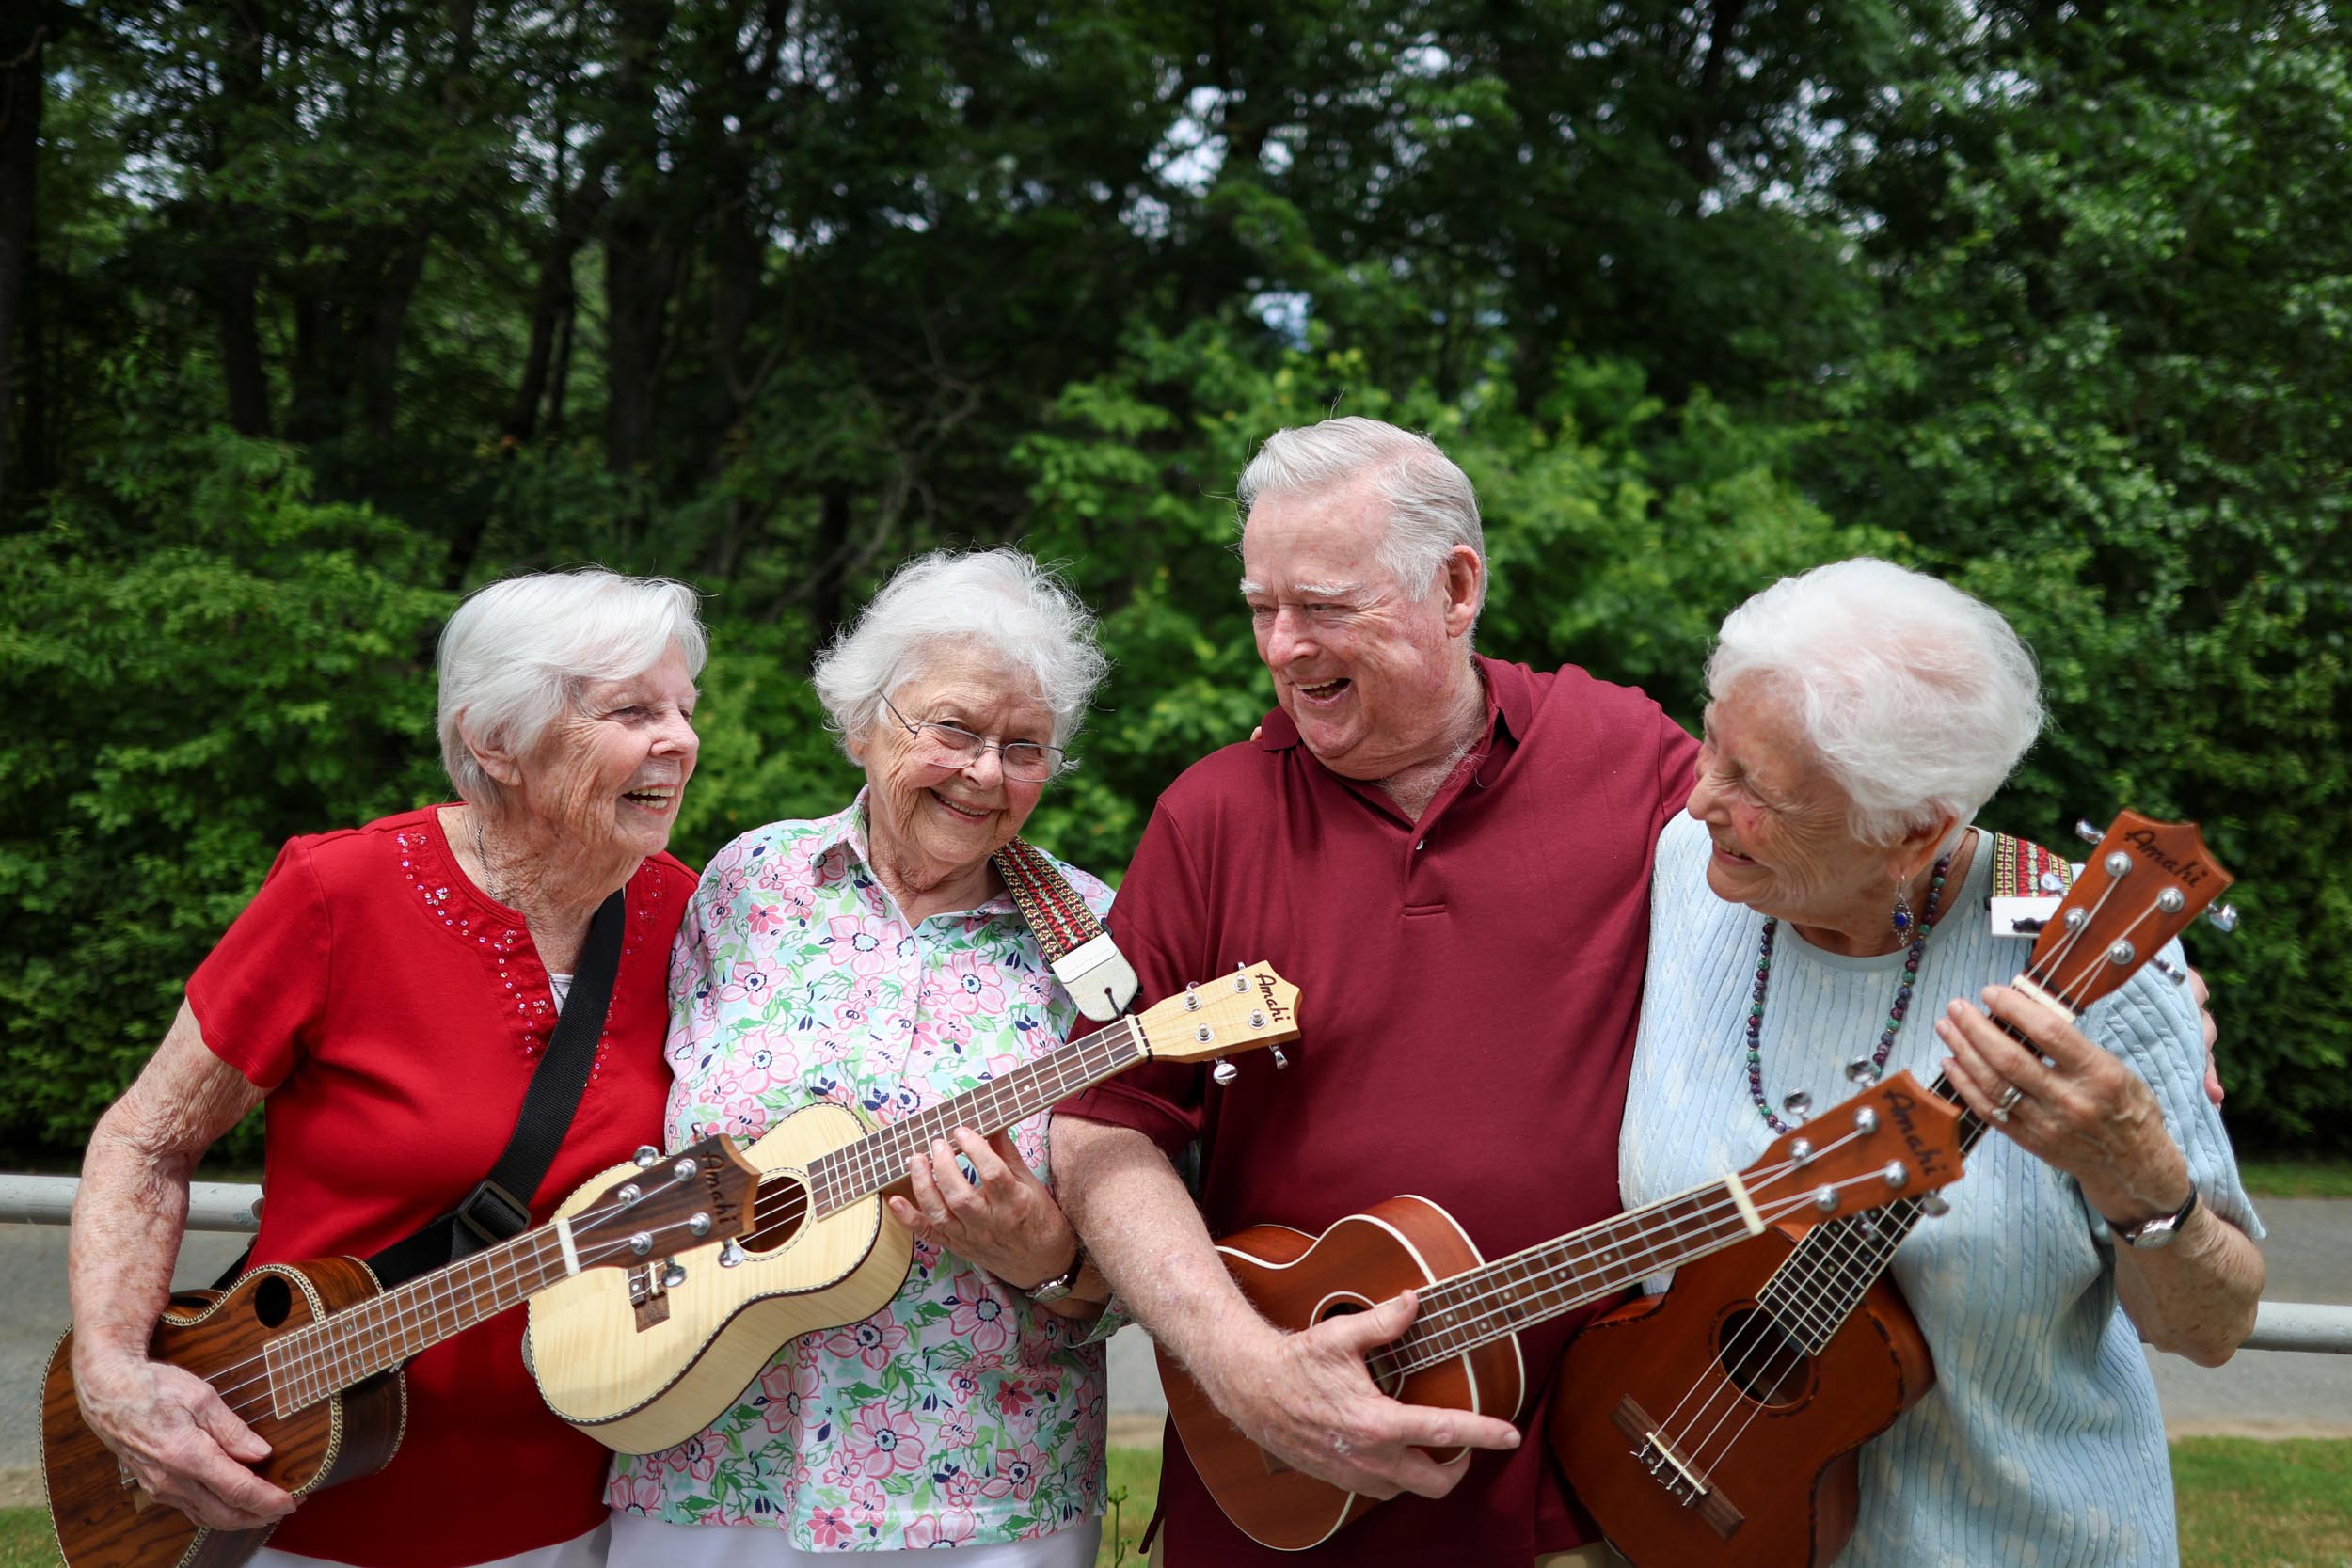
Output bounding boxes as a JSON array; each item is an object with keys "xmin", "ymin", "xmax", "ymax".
[{"xmin": 606, "ymin": 796, "xmax": 1115, "ymax": 1549}]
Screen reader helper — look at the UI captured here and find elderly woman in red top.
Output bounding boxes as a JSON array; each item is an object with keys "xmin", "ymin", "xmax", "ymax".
[{"xmin": 66, "ymin": 569, "xmax": 705, "ymax": 1568}]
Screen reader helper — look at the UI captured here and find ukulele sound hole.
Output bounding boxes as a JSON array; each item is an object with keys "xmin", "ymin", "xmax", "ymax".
[
  {"xmin": 248, "ymin": 1275, "xmax": 295, "ymax": 1328},
  {"xmin": 744, "ymin": 1174, "xmax": 813, "ymax": 1253},
  {"xmin": 1714, "ymin": 1307, "xmax": 1813, "ymax": 1407}
]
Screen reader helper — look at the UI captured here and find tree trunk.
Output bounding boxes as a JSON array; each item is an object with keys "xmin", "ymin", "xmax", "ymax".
[
  {"xmin": 0, "ymin": 12, "xmax": 46, "ymax": 509},
  {"xmin": 600, "ymin": 0, "xmax": 681, "ymax": 477}
]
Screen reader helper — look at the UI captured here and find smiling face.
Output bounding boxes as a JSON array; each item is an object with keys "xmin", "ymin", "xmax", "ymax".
[
  {"xmin": 854, "ymin": 662, "xmax": 1052, "ymax": 893},
  {"xmin": 1685, "ymin": 679, "xmax": 1910, "ymax": 933},
  {"xmin": 504, "ymin": 642, "xmax": 700, "ymax": 878},
  {"xmin": 1239, "ymin": 480, "xmax": 1482, "ymax": 782}
]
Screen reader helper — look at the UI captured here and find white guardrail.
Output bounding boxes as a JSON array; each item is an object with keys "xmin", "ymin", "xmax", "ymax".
[{"xmin": 2, "ymin": 1174, "xmax": 2346, "ymax": 1354}]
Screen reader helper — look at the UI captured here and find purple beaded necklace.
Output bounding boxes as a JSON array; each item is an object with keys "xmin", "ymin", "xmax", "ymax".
[{"xmin": 1744, "ymin": 852, "xmax": 1953, "ymax": 1134}]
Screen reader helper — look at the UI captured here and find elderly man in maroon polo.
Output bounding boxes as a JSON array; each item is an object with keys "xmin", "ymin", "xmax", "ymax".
[{"xmin": 1053, "ymin": 416, "xmax": 1699, "ymax": 1565}]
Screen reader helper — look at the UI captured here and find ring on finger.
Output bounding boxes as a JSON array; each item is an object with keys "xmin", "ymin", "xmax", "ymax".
[{"xmin": 1994, "ymin": 1083, "xmax": 2026, "ymax": 1122}]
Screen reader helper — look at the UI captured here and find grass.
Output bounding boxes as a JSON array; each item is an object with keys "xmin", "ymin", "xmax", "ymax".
[
  {"xmin": 2239, "ymin": 1159, "xmax": 2352, "ymax": 1200},
  {"xmin": 7, "ymin": 1440, "xmax": 2342, "ymax": 1566}
]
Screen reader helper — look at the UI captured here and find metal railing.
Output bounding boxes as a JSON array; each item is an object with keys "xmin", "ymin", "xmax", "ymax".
[{"xmin": 4, "ymin": 1174, "xmax": 2346, "ymax": 1354}]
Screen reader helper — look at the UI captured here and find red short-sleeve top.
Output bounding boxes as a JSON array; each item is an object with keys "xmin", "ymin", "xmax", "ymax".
[{"xmin": 185, "ymin": 804, "xmax": 693, "ymax": 1567}]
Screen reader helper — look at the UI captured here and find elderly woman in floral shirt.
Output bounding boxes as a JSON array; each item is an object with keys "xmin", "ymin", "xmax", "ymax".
[{"xmin": 607, "ymin": 550, "xmax": 1117, "ymax": 1568}]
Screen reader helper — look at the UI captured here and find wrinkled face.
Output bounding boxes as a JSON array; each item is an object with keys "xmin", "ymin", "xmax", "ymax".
[
  {"xmin": 1240, "ymin": 481, "xmax": 1476, "ymax": 781},
  {"xmin": 1685, "ymin": 680, "xmax": 1891, "ymax": 926},
  {"xmin": 510, "ymin": 642, "xmax": 699, "ymax": 867},
  {"xmin": 856, "ymin": 663, "xmax": 1052, "ymax": 886}
]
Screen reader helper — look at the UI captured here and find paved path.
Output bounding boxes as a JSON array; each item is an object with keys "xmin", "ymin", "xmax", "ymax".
[{"xmin": 5, "ymin": 1198, "xmax": 2345, "ymax": 1496}]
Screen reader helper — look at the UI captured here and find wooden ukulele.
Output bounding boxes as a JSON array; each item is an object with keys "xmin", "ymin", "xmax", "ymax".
[
  {"xmin": 1157, "ymin": 1071, "xmax": 1967, "ymax": 1551},
  {"xmin": 1549, "ymin": 811, "xmax": 2234, "ymax": 1568},
  {"xmin": 42, "ymin": 1134, "xmax": 761, "ymax": 1568},
  {"xmin": 526, "ymin": 961, "xmax": 1302, "ymax": 1453}
]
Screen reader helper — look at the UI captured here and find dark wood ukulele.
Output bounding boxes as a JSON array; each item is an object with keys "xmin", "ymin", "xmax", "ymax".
[
  {"xmin": 42, "ymin": 1134, "xmax": 761, "ymax": 1568},
  {"xmin": 1157, "ymin": 1072, "xmax": 1968, "ymax": 1551},
  {"xmin": 1549, "ymin": 811, "xmax": 2235, "ymax": 1568}
]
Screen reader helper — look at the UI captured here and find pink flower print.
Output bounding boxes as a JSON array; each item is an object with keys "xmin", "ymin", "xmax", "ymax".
[
  {"xmin": 941, "ymin": 1405, "xmax": 979, "ymax": 1448},
  {"xmin": 994, "ymin": 1441, "xmax": 1048, "ymax": 1501},
  {"xmin": 940, "ymin": 951, "xmax": 1007, "ymax": 1015},
  {"xmin": 717, "ymin": 961, "xmax": 773, "ymax": 1006},
  {"xmin": 608, "ymin": 1466, "xmax": 665, "ymax": 1515},
  {"xmin": 736, "ymin": 1035, "xmax": 803, "ymax": 1095},
  {"xmin": 910, "ymin": 1232, "xmax": 945, "ymax": 1272},
  {"xmin": 826, "ymin": 913, "xmax": 897, "ymax": 976},
  {"xmin": 904, "ymin": 1511, "xmax": 978, "ymax": 1549},
  {"xmin": 808, "ymin": 1506, "xmax": 853, "ymax": 1548},
  {"xmin": 947, "ymin": 1273, "xmax": 1015, "ymax": 1355},
  {"xmin": 1017, "ymin": 970, "xmax": 1055, "ymax": 1006},
  {"xmin": 848, "ymin": 1481, "xmax": 887, "ymax": 1529},
  {"xmin": 847, "ymin": 1402, "xmax": 925, "ymax": 1477},
  {"xmin": 657, "ymin": 1433, "xmax": 721, "ymax": 1482},
  {"xmin": 993, "ymin": 1378, "xmax": 1037, "ymax": 1420},
  {"xmin": 757, "ymin": 1354, "xmax": 822, "ymax": 1438},
  {"xmin": 946, "ymin": 1366, "xmax": 981, "ymax": 1406},
  {"xmin": 945, "ymin": 1465, "xmax": 1013, "ymax": 1504},
  {"xmin": 824, "ymin": 1312, "xmax": 910, "ymax": 1371}
]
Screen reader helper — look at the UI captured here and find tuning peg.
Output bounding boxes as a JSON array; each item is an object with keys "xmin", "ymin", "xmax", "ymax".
[
  {"xmin": 1269, "ymin": 1046, "xmax": 1291, "ymax": 1069},
  {"xmin": 1918, "ymin": 1193, "xmax": 1951, "ymax": 1219},
  {"xmin": 1844, "ymin": 1057, "xmax": 1881, "ymax": 1085},
  {"xmin": 718, "ymin": 1239, "xmax": 747, "ymax": 1269},
  {"xmin": 1211, "ymin": 1060, "xmax": 1239, "ymax": 1086},
  {"xmin": 660, "ymin": 1261, "xmax": 687, "ymax": 1290},
  {"xmin": 2205, "ymin": 904, "xmax": 2240, "ymax": 934},
  {"xmin": 1781, "ymin": 1090, "xmax": 1813, "ymax": 1123},
  {"xmin": 2075, "ymin": 820, "xmax": 2105, "ymax": 845},
  {"xmin": 633, "ymin": 1145, "xmax": 661, "ymax": 1167},
  {"xmin": 2151, "ymin": 958, "xmax": 2190, "ymax": 986}
]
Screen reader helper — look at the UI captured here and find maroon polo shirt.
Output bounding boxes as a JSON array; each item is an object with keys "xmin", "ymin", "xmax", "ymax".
[{"xmin": 1059, "ymin": 655, "xmax": 1699, "ymax": 1566}]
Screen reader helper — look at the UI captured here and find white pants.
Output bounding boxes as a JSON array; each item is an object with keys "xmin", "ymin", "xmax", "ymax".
[
  {"xmin": 247, "ymin": 1521, "xmax": 610, "ymax": 1568},
  {"xmin": 607, "ymin": 1511, "xmax": 1101, "ymax": 1567}
]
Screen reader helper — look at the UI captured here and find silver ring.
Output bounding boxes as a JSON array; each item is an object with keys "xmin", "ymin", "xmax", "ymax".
[{"xmin": 1994, "ymin": 1084, "xmax": 2026, "ymax": 1121}]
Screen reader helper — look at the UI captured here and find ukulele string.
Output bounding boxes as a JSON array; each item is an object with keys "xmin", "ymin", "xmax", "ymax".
[
  {"xmin": 1383, "ymin": 1127, "xmax": 1893, "ymax": 1378},
  {"xmin": 198, "ymin": 1190, "xmax": 714, "ymax": 1422},
  {"xmin": 1654, "ymin": 883, "xmax": 2173, "ymax": 1480}
]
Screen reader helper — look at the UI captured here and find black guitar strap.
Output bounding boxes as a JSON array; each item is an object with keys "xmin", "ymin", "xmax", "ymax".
[{"xmin": 214, "ymin": 886, "xmax": 629, "ymax": 1291}]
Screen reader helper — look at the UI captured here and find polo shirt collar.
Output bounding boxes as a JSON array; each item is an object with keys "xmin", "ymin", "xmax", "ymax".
[{"xmin": 1252, "ymin": 653, "xmax": 1530, "ymax": 753}]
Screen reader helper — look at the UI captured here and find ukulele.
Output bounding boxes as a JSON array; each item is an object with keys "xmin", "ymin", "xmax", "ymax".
[
  {"xmin": 1549, "ymin": 811, "xmax": 2234, "ymax": 1568},
  {"xmin": 42, "ymin": 1134, "xmax": 761, "ymax": 1568},
  {"xmin": 526, "ymin": 962, "xmax": 1301, "ymax": 1453},
  {"xmin": 1157, "ymin": 1071, "xmax": 1967, "ymax": 1551}
]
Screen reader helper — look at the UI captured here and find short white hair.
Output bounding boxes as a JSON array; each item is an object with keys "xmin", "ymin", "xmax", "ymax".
[
  {"xmin": 1707, "ymin": 559, "xmax": 2045, "ymax": 847},
  {"xmin": 1236, "ymin": 416, "xmax": 1486, "ymax": 610},
  {"xmin": 438, "ymin": 569, "xmax": 707, "ymax": 809},
  {"xmin": 811, "ymin": 549, "xmax": 1108, "ymax": 756}
]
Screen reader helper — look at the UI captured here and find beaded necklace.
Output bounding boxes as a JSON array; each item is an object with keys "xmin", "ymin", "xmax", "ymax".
[{"xmin": 1744, "ymin": 851, "xmax": 1952, "ymax": 1134}]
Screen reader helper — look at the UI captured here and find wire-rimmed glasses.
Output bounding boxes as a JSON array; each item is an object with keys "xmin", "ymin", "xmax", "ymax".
[{"xmin": 880, "ymin": 695, "xmax": 1067, "ymax": 783}]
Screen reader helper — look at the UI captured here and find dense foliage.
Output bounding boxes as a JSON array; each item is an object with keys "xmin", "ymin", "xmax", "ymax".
[{"xmin": 2, "ymin": 0, "xmax": 2344, "ymax": 1158}]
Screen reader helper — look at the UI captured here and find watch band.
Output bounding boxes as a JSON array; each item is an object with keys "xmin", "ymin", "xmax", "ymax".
[
  {"xmin": 1025, "ymin": 1238, "xmax": 1088, "ymax": 1304},
  {"xmin": 2112, "ymin": 1187, "xmax": 2200, "ymax": 1249}
]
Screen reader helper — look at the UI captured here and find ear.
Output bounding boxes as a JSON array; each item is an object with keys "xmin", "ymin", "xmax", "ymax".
[
  {"xmin": 1438, "ymin": 546, "xmax": 1484, "ymax": 640},
  {"xmin": 461, "ymin": 715, "xmax": 524, "ymax": 789},
  {"xmin": 1887, "ymin": 812, "xmax": 1963, "ymax": 884}
]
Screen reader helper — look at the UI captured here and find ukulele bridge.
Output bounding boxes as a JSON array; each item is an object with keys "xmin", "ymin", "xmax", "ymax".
[{"xmin": 1610, "ymin": 1395, "xmax": 1744, "ymax": 1541}]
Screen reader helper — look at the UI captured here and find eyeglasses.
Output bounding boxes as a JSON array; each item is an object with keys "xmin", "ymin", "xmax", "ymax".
[{"xmin": 880, "ymin": 696, "xmax": 1067, "ymax": 783}]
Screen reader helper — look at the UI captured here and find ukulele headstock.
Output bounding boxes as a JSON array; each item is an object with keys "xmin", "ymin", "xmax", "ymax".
[
  {"xmin": 2025, "ymin": 811, "xmax": 2235, "ymax": 1016},
  {"xmin": 1747, "ymin": 1071, "xmax": 1966, "ymax": 1223},
  {"xmin": 1136, "ymin": 961, "xmax": 1300, "ymax": 1065},
  {"xmin": 568, "ymin": 1135, "xmax": 762, "ymax": 1268}
]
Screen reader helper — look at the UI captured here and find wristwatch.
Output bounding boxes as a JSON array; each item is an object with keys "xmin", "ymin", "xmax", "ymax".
[
  {"xmin": 2111, "ymin": 1188, "xmax": 2201, "ymax": 1249},
  {"xmin": 1025, "ymin": 1239, "xmax": 1088, "ymax": 1304}
]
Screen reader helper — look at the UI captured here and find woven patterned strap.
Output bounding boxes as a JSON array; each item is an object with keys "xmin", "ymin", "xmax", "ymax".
[
  {"xmin": 992, "ymin": 838, "xmax": 1105, "ymax": 962},
  {"xmin": 1989, "ymin": 832, "xmax": 2075, "ymax": 899}
]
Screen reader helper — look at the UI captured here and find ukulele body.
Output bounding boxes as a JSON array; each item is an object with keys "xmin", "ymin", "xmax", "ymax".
[{"xmin": 1550, "ymin": 1225, "xmax": 1931, "ymax": 1568}]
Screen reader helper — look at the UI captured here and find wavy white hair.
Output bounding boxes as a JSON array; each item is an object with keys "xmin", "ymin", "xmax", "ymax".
[
  {"xmin": 437, "ymin": 569, "xmax": 707, "ymax": 810},
  {"xmin": 1236, "ymin": 416, "xmax": 1486, "ymax": 614},
  {"xmin": 1707, "ymin": 559, "xmax": 2045, "ymax": 847},
  {"xmin": 811, "ymin": 549, "xmax": 1108, "ymax": 756}
]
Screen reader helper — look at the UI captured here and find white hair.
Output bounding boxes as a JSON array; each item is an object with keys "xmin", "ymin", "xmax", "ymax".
[
  {"xmin": 1707, "ymin": 559, "xmax": 2045, "ymax": 847},
  {"xmin": 438, "ymin": 569, "xmax": 707, "ymax": 809},
  {"xmin": 811, "ymin": 549, "xmax": 1108, "ymax": 756},
  {"xmin": 1235, "ymin": 416, "xmax": 1486, "ymax": 610}
]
